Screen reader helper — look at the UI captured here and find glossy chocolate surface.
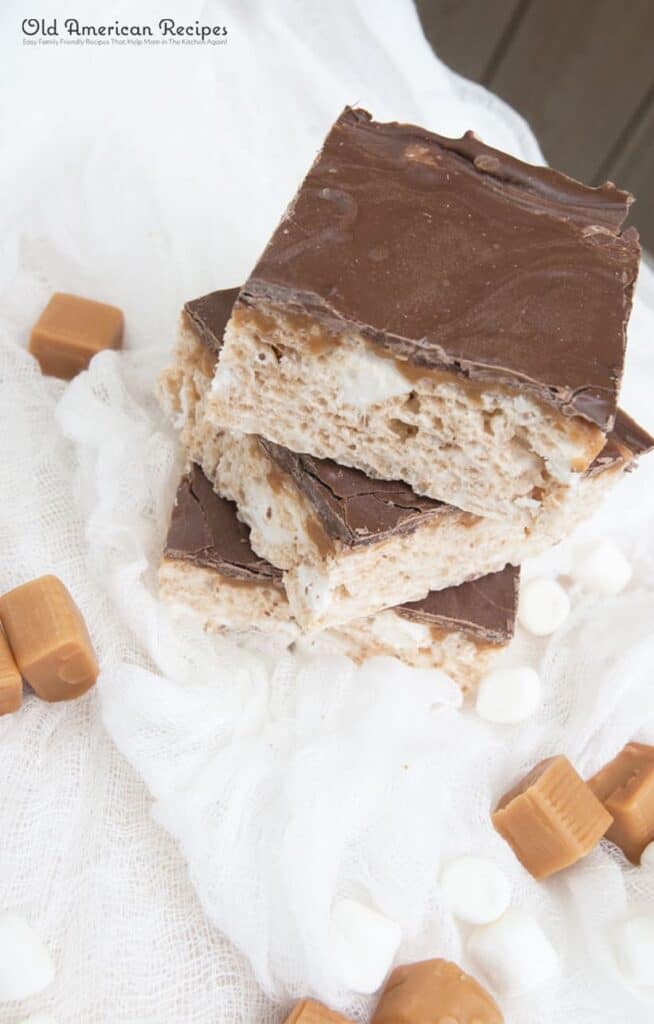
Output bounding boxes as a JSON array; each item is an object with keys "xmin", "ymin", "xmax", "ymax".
[{"xmin": 240, "ymin": 107, "xmax": 640, "ymax": 430}]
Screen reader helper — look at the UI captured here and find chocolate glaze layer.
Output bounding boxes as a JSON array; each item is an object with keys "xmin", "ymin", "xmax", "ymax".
[
  {"xmin": 164, "ymin": 465, "xmax": 517, "ymax": 643},
  {"xmin": 185, "ymin": 287, "xmax": 240, "ymax": 354},
  {"xmin": 238, "ymin": 107, "xmax": 641, "ymax": 431},
  {"xmin": 261, "ymin": 437, "xmax": 451, "ymax": 545},
  {"xmin": 397, "ymin": 566, "xmax": 519, "ymax": 642},
  {"xmin": 164, "ymin": 464, "xmax": 282, "ymax": 585}
]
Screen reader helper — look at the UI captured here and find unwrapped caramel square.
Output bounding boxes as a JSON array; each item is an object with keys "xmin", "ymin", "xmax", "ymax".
[
  {"xmin": 0, "ymin": 576, "xmax": 98, "ymax": 702},
  {"xmin": 588, "ymin": 742, "xmax": 654, "ymax": 864},
  {"xmin": 371, "ymin": 959, "xmax": 503, "ymax": 1024},
  {"xmin": 492, "ymin": 755, "xmax": 613, "ymax": 880},
  {"xmin": 283, "ymin": 1000, "xmax": 353, "ymax": 1024},
  {"xmin": 29, "ymin": 292, "xmax": 123, "ymax": 380},
  {"xmin": 0, "ymin": 627, "xmax": 22, "ymax": 715}
]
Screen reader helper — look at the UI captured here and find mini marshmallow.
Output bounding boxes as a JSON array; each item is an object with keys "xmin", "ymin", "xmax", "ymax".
[
  {"xmin": 572, "ymin": 540, "xmax": 632, "ymax": 596},
  {"xmin": 0, "ymin": 912, "xmax": 55, "ymax": 1001},
  {"xmin": 615, "ymin": 916, "xmax": 654, "ymax": 986},
  {"xmin": 640, "ymin": 841, "xmax": 654, "ymax": 868},
  {"xmin": 329, "ymin": 897, "xmax": 402, "ymax": 994},
  {"xmin": 475, "ymin": 667, "xmax": 541, "ymax": 724},
  {"xmin": 518, "ymin": 578, "xmax": 570, "ymax": 637},
  {"xmin": 467, "ymin": 907, "xmax": 559, "ymax": 996},
  {"xmin": 440, "ymin": 855, "xmax": 511, "ymax": 924}
]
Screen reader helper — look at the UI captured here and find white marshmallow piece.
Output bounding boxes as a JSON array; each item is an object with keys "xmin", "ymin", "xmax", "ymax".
[
  {"xmin": 295, "ymin": 564, "xmax": 332, "ymax": 616},
  {"xmin": 329, "ymin": 897, "xmax": 402, "ymax": 994},
  {"xmin": 518, "ymin": 578, "xmax": 570, "ymax": 637},
  {"xmin": 332, "ymin": 347, "xmax": 411, "ymax": 408},
  {"xmin": 20, "ymin": 1016, "xmax": 60, "ymax": 1024},
  {"xmin": 640, "ymin": 841, "xmax": 654, "ymax": 868},
  {"xmin": 615, "ymin": 916, "xmax": 654, "ymax": 986},
  {"xmin": 572, "ymin": 540, "xmax": 632, "ymax": 596},
  {"xmin": 440, "ymin": 855, "xmax": 511, "ymax": 925},
  {"xmin": 467, "ymin": 907, "xmax": 559, "ymax": 996},
  {"xmin": 475, "ymin": 667, "xmax": 541, "ymax": 724},
  {"xmin": 0, "ymin": 912, "xmax": 55, "ymax": 1001}
]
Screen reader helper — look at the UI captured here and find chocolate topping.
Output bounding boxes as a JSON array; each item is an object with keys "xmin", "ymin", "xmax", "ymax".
[
  {"xmin": 587, "ymin": 407, "xmax": 654, "ymax": 476},
  {"xmin": 260, "ymin": 438, "xmax": 451, "ymax": 546},
  {"xmin": 164, "ymin": 465, "xmax": 518, "ymax": 643},
  {"xmin": 397, "ymin": 566, "xmax": 519, "ymax": 643},
  {"xmin": 164, "ymin": 464, "xmax": 282, "ymax": 585},
  {"xmin": 185, "ymin": 287, "xmax": 239, "ymax": 354},
  {"xmin": 239, "ymin": 106, "xmax": 640, "ymax": 430}
]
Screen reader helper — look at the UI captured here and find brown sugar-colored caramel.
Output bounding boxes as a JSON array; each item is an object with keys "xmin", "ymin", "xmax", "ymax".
[
  {"xmin": 492, "ymin": 755, "xmax": 613, "ymax": 880},
  {"xmin": 283, "ymin": 1000, "xmax": 354, "ymax": 1024},
  {"xmin": 0, "ymin": 627, "xmax": 22, "ymax": 715},
  {"xmin": 588, "ymin": 742, "xmax": 654, "ymax": 864},
  {"xmin": 371, "ymin": 959, "xmax": 503, "ymax": 1024},
  {"xmin": 0, "ymin": 576, "xmax": 98, "ymax": 702},
  {"xmin": 29, "ymin": 292, "xmax": 123, "ymax": 380}
]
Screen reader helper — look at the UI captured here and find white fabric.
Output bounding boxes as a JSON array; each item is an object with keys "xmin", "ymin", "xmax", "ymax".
[{"xmin": 2, "ymin": 1, "xmax": 654, "ymax": 1021}]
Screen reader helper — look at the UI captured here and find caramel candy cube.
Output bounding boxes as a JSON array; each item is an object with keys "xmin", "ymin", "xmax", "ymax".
[
  {"xmin": 588, "ymin": 742, "xmax": 654, "ymax": 864},
  {"xmin": 372, "ymin": 958, "xmax": 503, "ymax": 1024},
  {"xmin": 492, "ymin": 755, "xmax": 613, "ymax": 880},
  {"xmin": 0, "ymin": 627, "xmax": 22, "ymax": 715},
  {"xmin": 0, "ymin": 576, "xmax": 98, "ymax": 702},
  {"xmin": 29, "ymin": 292, "xmax": 123, "ymax": 380},
  {"xmin": 283, "ymin": 1000, "xmax": 353, "ymax": 1024}
]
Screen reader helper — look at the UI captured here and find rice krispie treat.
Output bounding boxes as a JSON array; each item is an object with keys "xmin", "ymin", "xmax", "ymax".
[
  {"xmin": 198, "ymin": 108, "xmax": 640, "ymax": 519},
  {"xmin": 158, "ymin": 465, "xmax": 519, "ymax": 692},
  {"xmin": 159, "ymin": 288, "xmax": 653, "ymax": 631}
]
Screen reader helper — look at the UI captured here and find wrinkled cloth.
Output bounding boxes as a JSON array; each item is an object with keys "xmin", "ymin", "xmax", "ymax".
[{"xmin": 2, "ymin": 1, "xmax": 654, "ymax": 1022}]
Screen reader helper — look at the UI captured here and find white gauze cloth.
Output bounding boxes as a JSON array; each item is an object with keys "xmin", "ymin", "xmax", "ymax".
[{"xmin": 2, "ymin": 1, "xmax": 654, "ymax": 1022}]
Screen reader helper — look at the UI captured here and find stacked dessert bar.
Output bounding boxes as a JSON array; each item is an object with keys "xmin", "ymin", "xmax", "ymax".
[{"xmin": 158, "ymin": 108, "xmax": 652, "ymax": 692}]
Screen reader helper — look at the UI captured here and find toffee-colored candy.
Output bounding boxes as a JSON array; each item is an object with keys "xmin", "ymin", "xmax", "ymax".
[
  {"xmin": 371, "ymin": 958, "xmax": 503, "ymax": 1024},
  {"xmin": 283, "ymin": 999, "xmax": 354, "ymax": 1024},
  {"xmin": 492, "ymin": 755, "xmax": 613, "ymax": 879},
  {"xmin": 0, "ymin": 576, "xmax": 98, "ymax": 702},
  {"xmin": 29, "ymin": 292, "xmax": 123, "ymax": 380},
  {"xmin": 588, "ymin": 742, "xmax": 654, "ymax": 863},
  {"xmin": 0, "ymin": 627, "xmax": 22, "ymax": 715}
]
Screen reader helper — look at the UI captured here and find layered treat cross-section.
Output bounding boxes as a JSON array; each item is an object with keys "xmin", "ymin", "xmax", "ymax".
[
  {"xmin": 159, "ymin": 465, "xmax": 519, "ymax": 691},
  {"xmin": 159, "ymin": 286, "xmax": 653, "ymax": 630},
  {"xmin": 201, "ymin": 107, "xmax": 640, "ymax": 519}
]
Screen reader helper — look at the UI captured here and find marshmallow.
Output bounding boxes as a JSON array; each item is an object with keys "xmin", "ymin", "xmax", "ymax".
[
  {"xmin": 329, "ymin": 897, "xmax": 402, "ymax": 994},
  {"xmin": 0, "ymin": 912, "xmax": 55, "ymax": 1001},
  {"xmin": 615, "ymin": 916, "xmax": 654, "ymax": 986},
  {"xmin": 475, "ymin": 666, "xmax": 541, "ymax": 724},
  {"xmin": 440, "ymin": 855, "xmax": 511, "ymax": 925},
  {"xmin": 20, "ymin": 1016, "xmax": 59, "ymax": 1024},
  {"xmin": 467, "ymin": 907, "xmax": 559, "ymax": 996},
  {"xmin": 518, "ymin": 578, "xmax": 570, "ymax": 637},
  {"xmin": 331, "ymin": 347, "xmax": 411, "ymax": 408},
  {"xmin": 572, "ymin": 540, "xmax": 632, "ymax": 596},
  {"xmin": 640, "ymin": 841, "xmax": 654, "ymax": 868}
]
